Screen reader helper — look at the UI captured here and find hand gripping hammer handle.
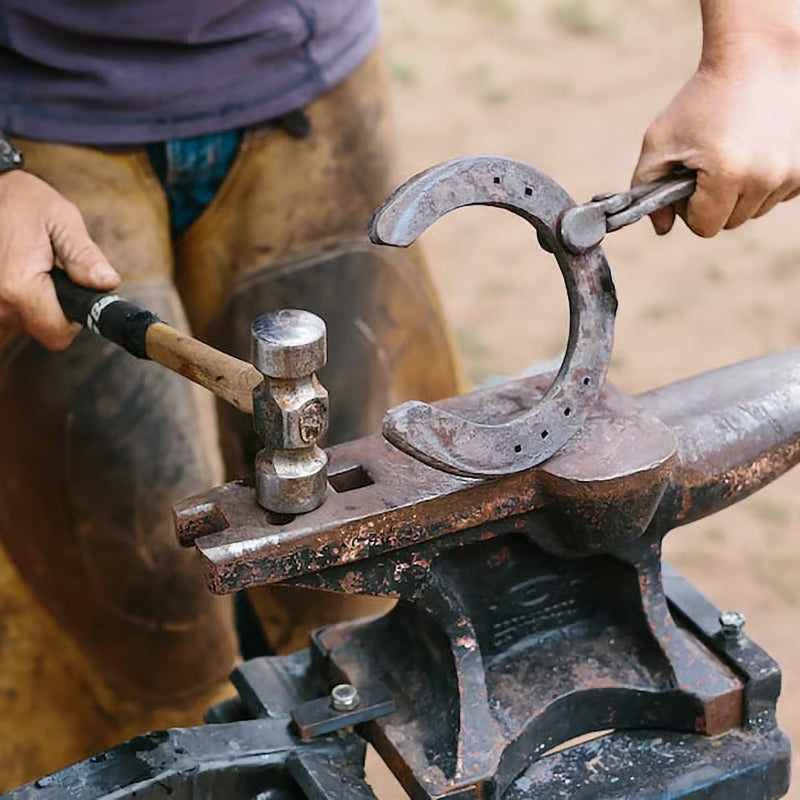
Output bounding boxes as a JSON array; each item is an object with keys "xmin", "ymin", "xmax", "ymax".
[{"xmin": 52, "ymin": 268, "xmax": 262, "ymax": 413}]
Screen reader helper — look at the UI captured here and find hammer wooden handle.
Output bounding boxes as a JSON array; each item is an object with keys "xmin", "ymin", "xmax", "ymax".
[
  {"xmin": 52, "ymin": 268, "xmax": 261, "ymax": 414},
  {"xmin": 145, "ymin": 323, "xmax": 260, "ymax": 413}
]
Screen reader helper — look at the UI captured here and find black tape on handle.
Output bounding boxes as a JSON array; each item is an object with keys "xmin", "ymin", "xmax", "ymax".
[{"xmin": 51, "ymin": 268, "xmax": 159, "ymax": 359}]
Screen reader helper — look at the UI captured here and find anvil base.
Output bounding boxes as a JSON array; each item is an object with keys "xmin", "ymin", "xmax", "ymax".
[{"xmin": 7, "ymin": 562, "xmax": 789, "ymax": 800}]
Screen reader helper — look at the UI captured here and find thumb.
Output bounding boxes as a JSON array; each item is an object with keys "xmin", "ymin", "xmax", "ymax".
[{"xmin": 47, "ymin": 202, "xmax": 120, "ymax": 290}]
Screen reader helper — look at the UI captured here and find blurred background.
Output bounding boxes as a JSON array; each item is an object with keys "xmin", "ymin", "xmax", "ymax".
[{"xmin": 379, "ymin": 0, "xmax": 800, "ymax": 795}]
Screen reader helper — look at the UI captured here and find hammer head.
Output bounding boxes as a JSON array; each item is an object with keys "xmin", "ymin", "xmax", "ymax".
[{"xmin": 251, "ymin": 310, "xmax": 330, "ymax": 515}]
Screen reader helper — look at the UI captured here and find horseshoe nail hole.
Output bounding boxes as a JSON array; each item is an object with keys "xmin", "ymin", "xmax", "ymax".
[
  {"xmin": 525, "ymin": 187, "xmax": 533, "ymax": 196},
  {"xmin": 493, "ymin": 176, "xmax": 501, "ymax": 184},
  {"xmin": 514, "ymin": 444, "xmax": 522, "ymax": 453},
  {"xmin": 564, "ymin": 407, "xmax": 571, "ymax": 416},
  {"xmin": 583, "ymin": 377, "xmax": 591, "ymax": 386},
  {"xmin": 541, "ymin": 430, "xmax": 549, "ymax": 439}
]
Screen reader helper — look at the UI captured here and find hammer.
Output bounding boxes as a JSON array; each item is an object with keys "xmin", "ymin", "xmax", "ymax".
[
  {"xmin": 52, "ymin": 268, "xmax": 330, "ymax": 513},
  {"xmin": 52, "ymin": 268, "xmax": 261, "ymax": 413}
]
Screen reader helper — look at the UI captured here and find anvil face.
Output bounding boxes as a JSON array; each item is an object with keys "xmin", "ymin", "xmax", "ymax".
[{"xmin": 176, "ymin": 349, "xmax": 800, "ymax": 595}]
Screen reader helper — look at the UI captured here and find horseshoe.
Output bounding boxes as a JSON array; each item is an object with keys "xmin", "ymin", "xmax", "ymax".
[{"xmin": 368, "ymin": 156, "xmax": 617, "ymax": 478}]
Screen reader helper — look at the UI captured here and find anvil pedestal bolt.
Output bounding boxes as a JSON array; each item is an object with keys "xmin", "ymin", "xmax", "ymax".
[
  {"xmin": 719, "ymin": 610, "xmax": 746, "ymax": 643},
  {"xmin": 330, "ymin": 684, "xmax": 360, "ymax": 712},
  {"xmin": 251, "ymin": 310, "xmax": 329, "ymax": 514}
]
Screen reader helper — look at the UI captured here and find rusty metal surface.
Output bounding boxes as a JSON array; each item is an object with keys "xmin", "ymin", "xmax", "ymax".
[
  {"xmin": 177, "ymin": 349, "xmax": 800, "ymax": 594},
  {"xmin": 8, "ymin": 605, "xmax": 787, "ymax": 799},
  {"xmin": 369, "ymin": 156, "xmax": 618, "ymax": 477},
  {"xmin": 640, "ymin": 347, "xmax": 800, "ymax": 530},
  {"xmin": 12, "ymin": 153, "xmax": 798, "ymax": 798},
  {"xmin": 175, "ymin": 376, "xmax": 677, "ymax": 592},
  {"xmin": 12, "ymin": 349, "xmax": 797, "ymax": 795},
  {"xmin": 170, "ymin": 347, "xmax": 800, "ymax": 798},
  {"xmin": 309, "ymin": 539, "xmax": 749, "ymax": 799},
  {"xmin": 506, "ymin": 726, "xmax": 789, "ymax": 799}
]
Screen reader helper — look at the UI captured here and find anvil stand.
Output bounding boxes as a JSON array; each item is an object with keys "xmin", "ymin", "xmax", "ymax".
[{"xmin": 12, "ymin": 351, "xmax": 799, "ymax": 799}]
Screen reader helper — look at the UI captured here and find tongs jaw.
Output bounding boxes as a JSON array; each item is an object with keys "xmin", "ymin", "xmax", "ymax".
[{"xmin": 559, "ymin": 169, "xmax": 696, "ymax": 254}]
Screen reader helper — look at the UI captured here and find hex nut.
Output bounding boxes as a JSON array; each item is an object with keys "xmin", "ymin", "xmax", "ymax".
[
  {"xmin": 330, "ymin": 684, "xmax": 360, "ymax": 712},
  {"xmin": 719, "ymin": 610, "xmax": 746, "ymax": 642}
]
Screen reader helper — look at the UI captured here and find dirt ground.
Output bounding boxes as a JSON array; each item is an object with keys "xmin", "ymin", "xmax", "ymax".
[{"xmin": 374, "ymin": 0, "xmax": 800, "ymax": 796}]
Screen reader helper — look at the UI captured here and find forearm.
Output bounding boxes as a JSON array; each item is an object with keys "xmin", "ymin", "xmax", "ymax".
[{"xmin": 700, "ymin": 0, "xmax": 800, "ymax": 63}]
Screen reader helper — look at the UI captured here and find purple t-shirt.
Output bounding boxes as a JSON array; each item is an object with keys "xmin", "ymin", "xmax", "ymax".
[{"xmin": 0, "ymin": 0, "xmax": 380, "ymax": 145}]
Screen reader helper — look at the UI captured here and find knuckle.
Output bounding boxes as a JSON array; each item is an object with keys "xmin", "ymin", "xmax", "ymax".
[
  {"xmin": 67, "ymin": 239, "xmax": 98, "ymax": 265},
  {"xmin": 785, "ymin": 170, "xmax": 800, "ymax": 193},
  {"xmin": 38, "ymin": 330, "xmax": 72, "ymax": 352},
  {"xmin": 715, "ymin": 167, "xmax": 744, "ymax": 194},
  {"xmin": 707, "ymin": 142, "xmax": 748, "ymax": 181},
  {"xmin": 785, "ymin": 186, "xmax": 800, "ymax": 202},
  {"xmin": 37, "ymin": 330, "xmax": 62, "ymax": 351},
  {"xmin": 58, "ymin": 199, "xmax": 84, "ymax": 226},
  {"xmin": 47, "ymin": 197, "xmax": 83, "ymax": 233},
  {"xmin": 751, "ymin": 164, "xmax": 785, "ymax": 194},
  {"xmin": 642, "ymin": 118, "xmax": 670, "ymax": 149},
  {"xmin": 50, "ymin": 328, "xmax": 78, "ymax": 351}
]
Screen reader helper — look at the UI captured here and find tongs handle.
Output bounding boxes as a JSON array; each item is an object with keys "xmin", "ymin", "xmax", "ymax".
[{"xmin": 605, "ymin": 170, "xmax": 696, "ymax": 232}]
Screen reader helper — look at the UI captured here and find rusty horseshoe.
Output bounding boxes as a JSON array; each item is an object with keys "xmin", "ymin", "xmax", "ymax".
[{"xmin": 369, "ymin": 156, "xmax": 618, "ymax": 477}]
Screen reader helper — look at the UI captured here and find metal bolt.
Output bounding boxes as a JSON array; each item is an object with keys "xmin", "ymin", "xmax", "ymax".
[
  {"xmin": 330, "ymin": 683, "xmax": 360, "ymax": 712},
  {"xmin": 719, "ymin": 610, "xmax": 746, "ymax": 643}
]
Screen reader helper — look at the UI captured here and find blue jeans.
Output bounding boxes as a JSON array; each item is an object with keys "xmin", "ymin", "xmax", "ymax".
[{"xmin": 146, "ymin": 130, "xmax": 242, "ymax": 236}]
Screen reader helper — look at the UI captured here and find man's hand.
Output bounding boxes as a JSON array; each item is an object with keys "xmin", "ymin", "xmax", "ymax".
[
  {"xmin": 0, "ymin": 171, "xmax": 119, "ymax": 350},
  {"xmin": 632, "ymin": 0, "xmax": 800, "ymax": 237}
]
